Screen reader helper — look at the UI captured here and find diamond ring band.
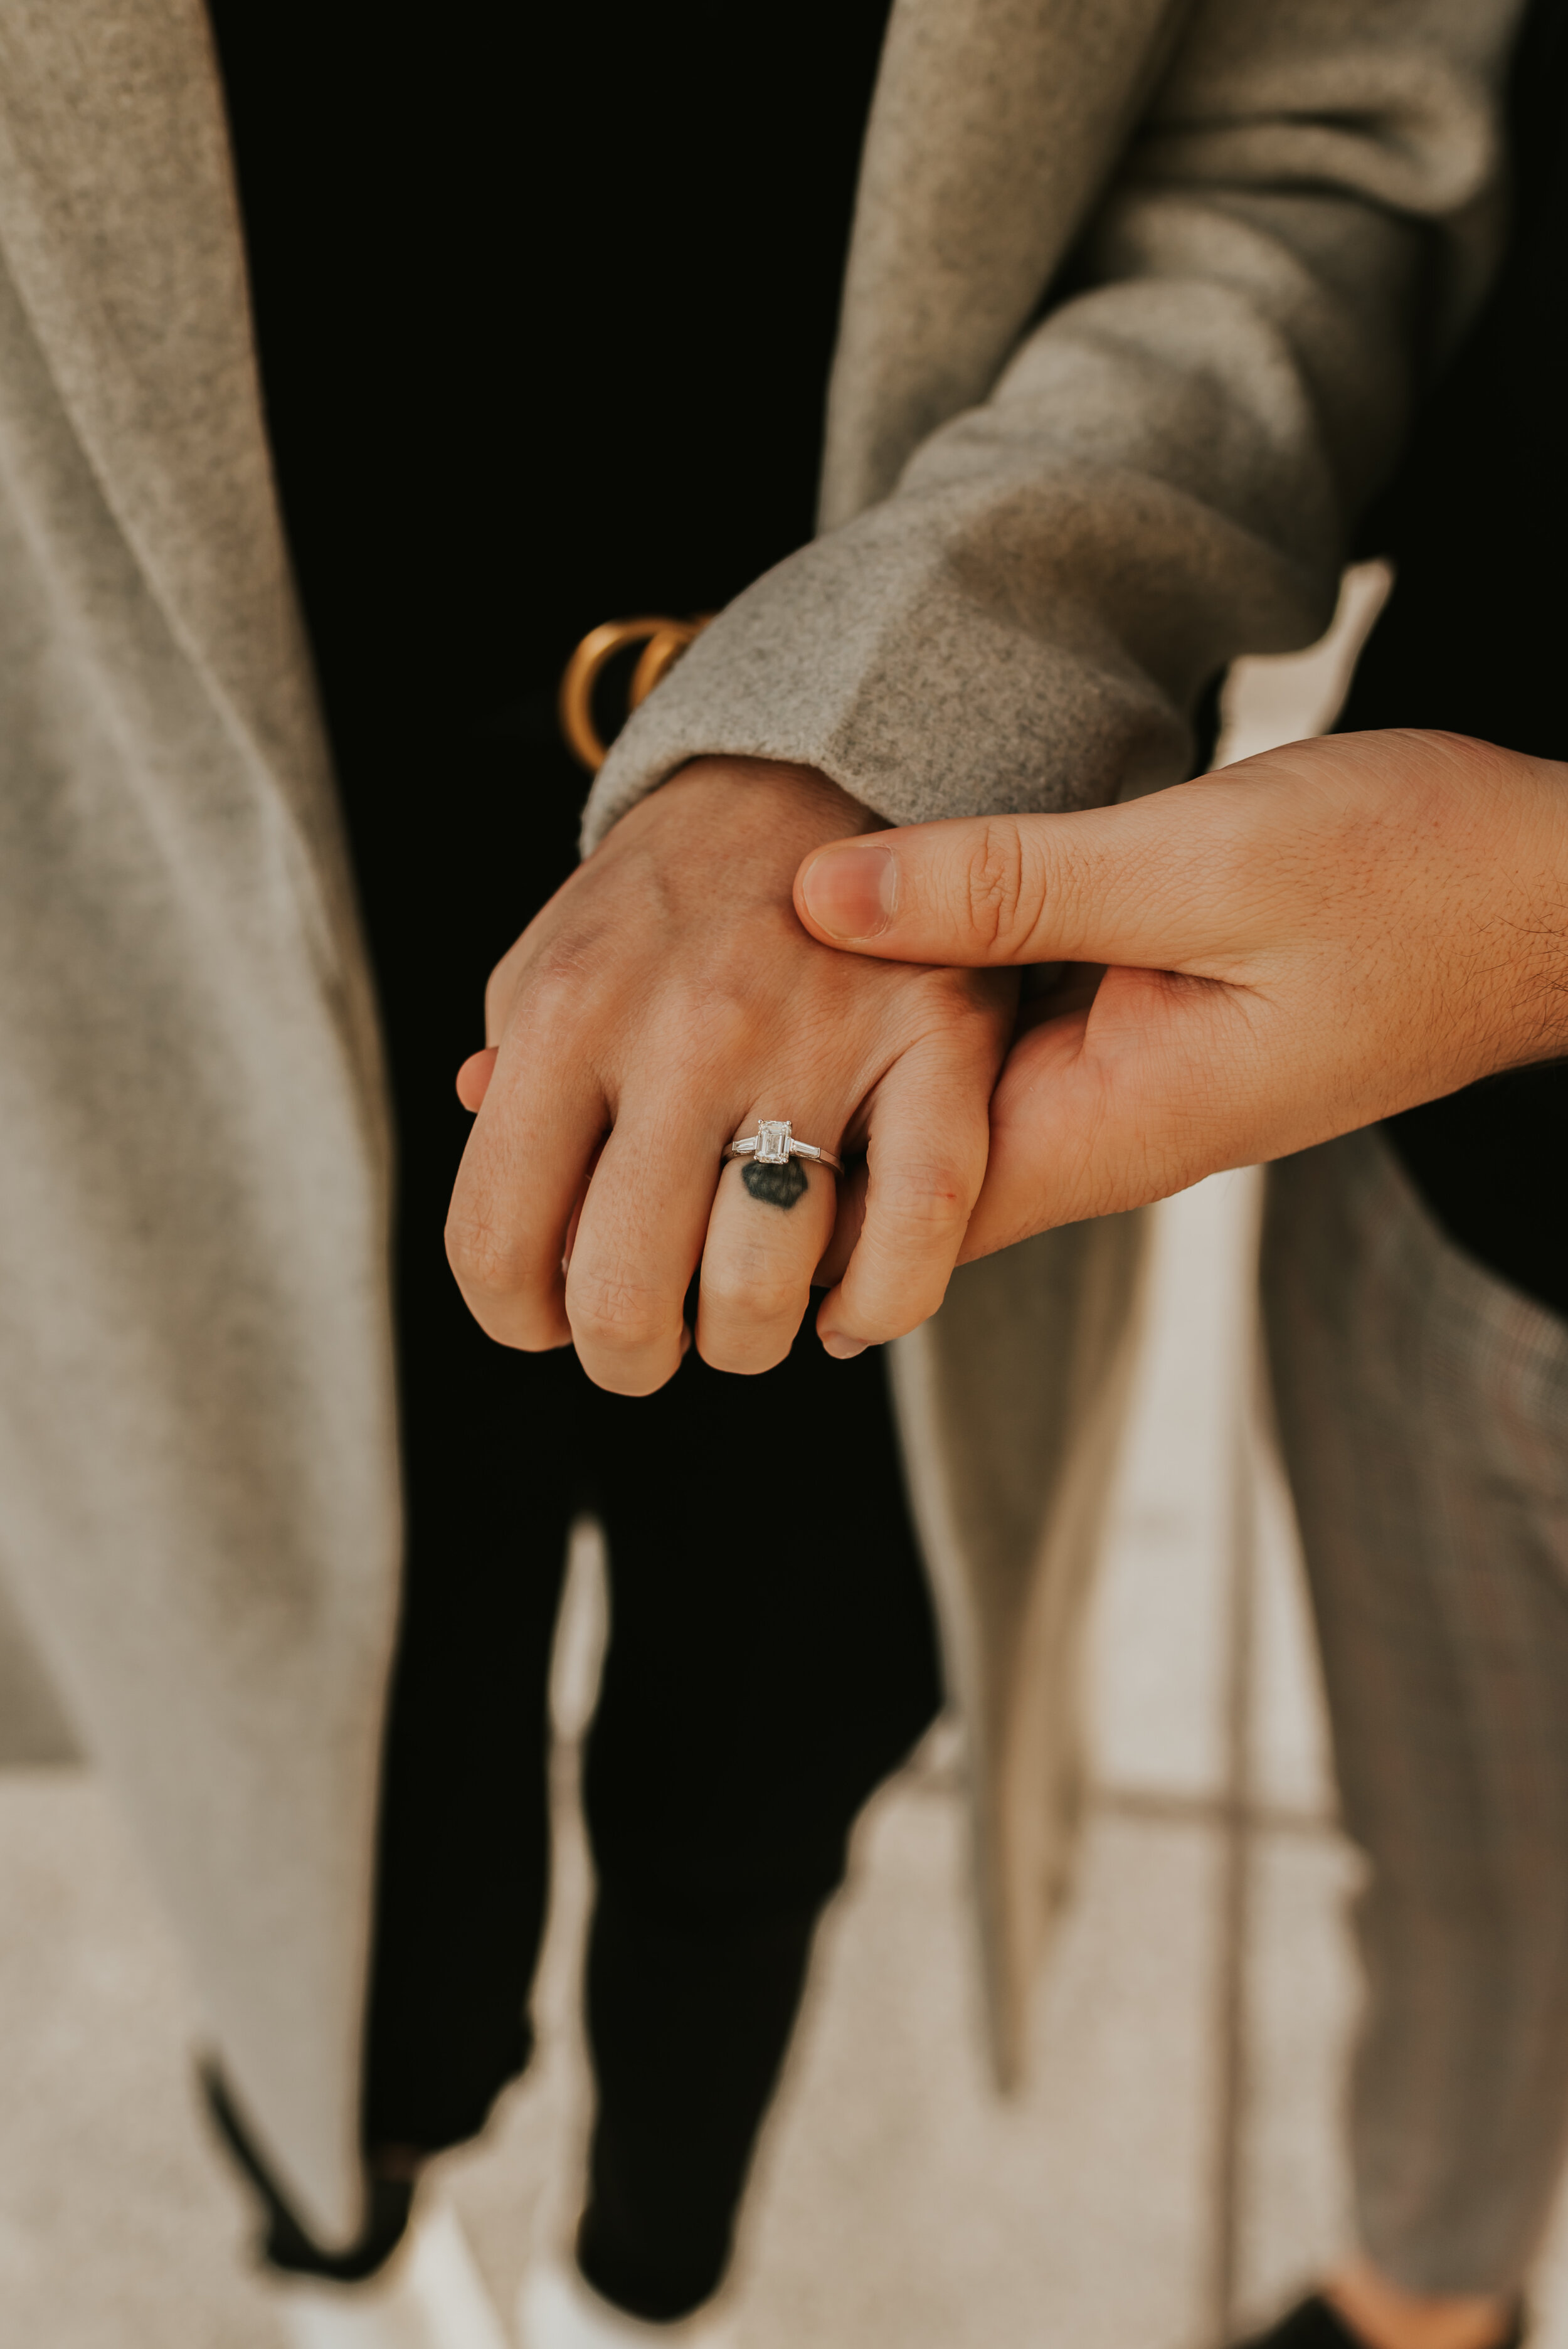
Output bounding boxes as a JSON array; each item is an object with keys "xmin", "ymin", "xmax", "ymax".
[{"xmin": 723, "ymin": 1120, "xmax": 844, "ymax": 1177}]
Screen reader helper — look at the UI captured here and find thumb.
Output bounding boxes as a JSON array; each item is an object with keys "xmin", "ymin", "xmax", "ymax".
[{"xmin": 793, "ymin": 789, "xmax": 1255, "ymax": 972}]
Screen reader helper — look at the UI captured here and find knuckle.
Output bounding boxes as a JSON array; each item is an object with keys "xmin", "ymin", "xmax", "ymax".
[
  {"xmin": 963, "ymin": 819, "xmax": 1032, "ymax": 953},
  {"xmin": 445, "ymin": 1209, "xmax": 534, "ymax": 1300},
  {"xmin": 701, "ymin": 1259, "xmax": 805, "ymax": 1327},
  {"xmin": 502, "ymin": 956, "xmax": 593, "ymax": 1049},
  {"xmin": 566, "ymin": 1268, "xmax": 675, "ymax": 1360},
  {"xmin": 445, "ymin": 1215, "xmax": 566, "ymax": 1352},
  {"xmin": 873, "ymin": 1159, "xmax": 973, "ymax": 1237}
]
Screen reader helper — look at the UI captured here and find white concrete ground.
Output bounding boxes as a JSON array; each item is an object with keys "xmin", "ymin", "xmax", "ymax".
[{"xmin": 5, "ymin": 580, "xmax": 1568, "ymax": 2347}]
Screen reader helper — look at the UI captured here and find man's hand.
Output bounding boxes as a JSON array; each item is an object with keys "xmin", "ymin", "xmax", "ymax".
[
  {"xmin": 447, "ymin": 759, "xmax": 1016, "ymax": 1389},
  {"xmin": 793, "ymin": 730, "xmax": 1568, "ymax": 1258}
]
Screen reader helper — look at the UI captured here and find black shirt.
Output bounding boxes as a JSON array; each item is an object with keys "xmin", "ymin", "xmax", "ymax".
[
  {"xmin": 1340, "ymin": 0, "xmax": 1568, "ymax": 1318},
  {"xmin": 205, "ymin": 3, "xmax": 893, "ymax": 758}
]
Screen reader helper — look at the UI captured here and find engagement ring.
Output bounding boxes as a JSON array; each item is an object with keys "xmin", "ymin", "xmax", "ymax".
[{"xmin": 723, "ymin": 1121, "xmax": 844, "ymax": 1175}]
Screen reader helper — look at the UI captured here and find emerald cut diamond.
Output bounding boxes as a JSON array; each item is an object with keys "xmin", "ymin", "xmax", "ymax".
[{"xmin": 755, "ymin": 1120, "xmax": 793, "ymax": 1165}]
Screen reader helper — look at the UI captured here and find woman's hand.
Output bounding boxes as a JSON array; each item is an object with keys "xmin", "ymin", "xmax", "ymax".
[
  {"xmin": 794, "ymin": 730, "xmax": 1568, "ymax": 1260},
  {"xmin": 446, "ymin": 758, "xmax": 1015, "ymax": 1388}
]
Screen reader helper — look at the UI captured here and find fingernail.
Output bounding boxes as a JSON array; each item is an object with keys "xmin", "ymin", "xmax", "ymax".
[
  {"xmin": 802, "ymin": 844, "xmax": 896, "ymax": 940},
  {"xmin": 821, "ymin": 1332, "xmax": 869, "ymax": 1361}
]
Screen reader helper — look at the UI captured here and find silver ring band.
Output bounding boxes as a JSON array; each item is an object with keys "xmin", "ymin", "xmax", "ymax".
[{"xmin": 723, "ymin": 1120, "xmax": 844, "ymax": 1177}]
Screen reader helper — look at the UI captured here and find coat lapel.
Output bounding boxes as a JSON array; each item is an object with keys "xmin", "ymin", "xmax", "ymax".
[
  {"xmin": 0, "ymin": 0, "xmax": 332, "ymax": 830},
  {"xmin": 822, "ymin": 0, "xmax": 1192, "ymax": 526},
  {"xmin": 0, "ymin": 1, "xmax": 391, "ymax": 2250}
]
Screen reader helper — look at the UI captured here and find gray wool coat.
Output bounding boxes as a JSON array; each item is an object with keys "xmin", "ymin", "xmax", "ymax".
[{"xmin": 0, "ymin": 0, "xmax": 1521, "ymax": 2247}]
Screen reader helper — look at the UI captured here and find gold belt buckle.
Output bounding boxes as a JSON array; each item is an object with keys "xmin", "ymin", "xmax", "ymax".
[{"xmin": 558, "ymin": 613, "xmax": 712, "ymax": 773}]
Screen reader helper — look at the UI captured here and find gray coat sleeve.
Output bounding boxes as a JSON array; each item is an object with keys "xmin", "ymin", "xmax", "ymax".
[{"xmin": 582, "ymin": 0, "xmax": 1522, "ymax": 849}]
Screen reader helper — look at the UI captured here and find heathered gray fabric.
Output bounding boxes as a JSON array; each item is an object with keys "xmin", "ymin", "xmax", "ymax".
[
  {"xmin": 0, "ymin": 0, "xmax": 1527, "ymax": 2237},
  {"xmin": 583, "ymin": 0, "xmax": 1520, "ymax": 847},
  {"xmin": 891, "ymin": 1211, "xmax": 1150, "ymax": 2086},
  {"xmin": 0, "ymin": 1, "xmax": 399, "ymax": 2245},
  {"xmin": 1265, "ymin": 1132, "xmax": 1568, "ymax": 2295}
]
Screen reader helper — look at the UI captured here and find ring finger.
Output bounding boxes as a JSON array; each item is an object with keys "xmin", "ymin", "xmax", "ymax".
[{"xmin": 696, "ymin": 1110, "xmax": 843, "ymax": 1374}]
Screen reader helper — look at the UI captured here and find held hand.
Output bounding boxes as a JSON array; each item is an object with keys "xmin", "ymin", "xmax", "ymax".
[
  {"xmin": 794, "ymin": 730, "xmax": 1568, "ymax": 1259},
  {"xmin": 447, "ymin": 759, "xmax": 1016, "ymax": 1389}
]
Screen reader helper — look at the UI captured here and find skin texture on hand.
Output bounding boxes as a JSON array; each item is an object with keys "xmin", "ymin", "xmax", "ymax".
[
  {"xmin": 793, "ymin": 729, "xmax": 1568, "ymax": 1259},
  {"xmin": 447, "ymin": 758, "xmax": 1016, "ymax": 1391}
]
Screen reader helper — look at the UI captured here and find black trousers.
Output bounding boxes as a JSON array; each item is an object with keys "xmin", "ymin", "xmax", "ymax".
[{"xmin": 369, "ymin": 1323, "xmax": 941, "ymax": 2320}]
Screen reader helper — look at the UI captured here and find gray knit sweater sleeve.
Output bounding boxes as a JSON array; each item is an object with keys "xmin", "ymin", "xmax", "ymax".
[{"xmin": 582, "ymin": 0, "xmax": 1520, "ymax": 851}]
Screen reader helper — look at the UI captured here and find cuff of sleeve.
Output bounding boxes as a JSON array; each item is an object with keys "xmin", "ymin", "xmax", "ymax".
[{"xmin": 579, "ymin": 492, "xmax": 1197, "ymax": 854}]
